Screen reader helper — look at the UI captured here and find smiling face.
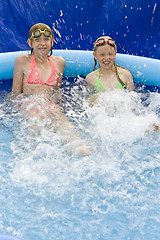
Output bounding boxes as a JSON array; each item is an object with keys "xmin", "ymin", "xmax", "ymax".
[
  {"xmin": 93, "ymin": 36, "xmax": 117, "ymax": 70},
  {"xmin": 27, "ymin": 23, "xmax": 54, "ymax": 56},
  {"xmin": 93, "ymin": 43, "xmax": 116, "ymax": 70},
  {"xmin": 29, "ymin": 34, "xmax": 53, "ymax": 57}
]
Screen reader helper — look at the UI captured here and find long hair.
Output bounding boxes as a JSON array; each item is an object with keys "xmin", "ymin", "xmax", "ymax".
[
  {"xmin": 93, "ymin": 36, "xmax": 126, "ymax": 89},
  {"xmin": 28, "ymin": 23, "xmax": 54, "ymax": 56},
  {"xmin": 93, "ymin": 36, "xmax": 117, "ymax": 71}
]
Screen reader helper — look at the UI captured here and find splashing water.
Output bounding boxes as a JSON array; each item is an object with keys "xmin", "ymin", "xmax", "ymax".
[{"xmin": 0, "ymin": 81, "xmax": 160, "ymax": 239}]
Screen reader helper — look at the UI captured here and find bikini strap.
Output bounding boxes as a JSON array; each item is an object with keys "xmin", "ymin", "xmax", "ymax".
[
  {"xmin": 97, "ymin": 68, "xmax": 100, "ymax": 80},
  {"xmin": 48, "ymin": 56, "xmax": 57, "ymax": 74},
  {"xmin": 25, "ymin": 54, "xmax": 37, "ymax": 84},
  {"xmin": 31, "ymin": 54, "xmax": 36, "ymax": 67},
  {"xmin": 115, "ymin": 66, "xmax": 127, "ymax": 89}
]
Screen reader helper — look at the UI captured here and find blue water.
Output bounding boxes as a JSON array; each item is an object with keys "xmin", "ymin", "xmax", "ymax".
[{"xmin": 0, "ymin": 78, "xmax": 160, "ymax": 240}]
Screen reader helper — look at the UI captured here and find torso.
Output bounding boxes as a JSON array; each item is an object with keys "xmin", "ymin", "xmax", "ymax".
[
  {"xmin": 86, "ymin": 67, "xmax": 129, "ymax": 91},
  {"xmin": 94, "ymin": 68, "xmax": 125, "ymax": 91},
  {"xmin": 21, "ymin": 54, "xmax": 62, "ymax": 96},
  {"xmin": 24, "ymin": 54, "xmax": 58, "ymax": 85}
]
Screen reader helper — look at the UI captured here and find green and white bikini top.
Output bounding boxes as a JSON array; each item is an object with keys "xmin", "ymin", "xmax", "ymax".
[{"xmin": 94, "ymin": 68, "xmax": 126, "ymax": 92}]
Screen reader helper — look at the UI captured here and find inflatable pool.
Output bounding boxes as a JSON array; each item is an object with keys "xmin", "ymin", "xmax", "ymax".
[
  {"xmin": 0, "ymin": 234, "xmax": 23, "ymax": 240},
  {"xmin": 1, "ymin": 0, "xmax": 160, "ymax": 238},
  {"xmin": 0, "ymin": 48, "xmax": 160, "ymax": 240},
  {"xmin": 0, "ymin": 50, "xmax": 160, "ymax": 87}
]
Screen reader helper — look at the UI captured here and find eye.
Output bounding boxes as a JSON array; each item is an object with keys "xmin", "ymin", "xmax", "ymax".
[
  {"xmin": 44, "ymin": 37, "xmax": 50, "ymax": 41},
  {"xmin": 34, "ymin": 38, "xmax": 40, "ymax": 42}
]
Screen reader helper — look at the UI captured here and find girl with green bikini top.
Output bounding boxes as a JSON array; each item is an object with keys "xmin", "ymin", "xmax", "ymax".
[
  {"xmin": 95, "ymin": 68, "xmax": 126, "ymax": 91},
  {"xmin": 85, "ymin": 37, "xmax": 160, "ymax": 131},
  {"xmin": 85, "ymin": 36, "xmax": 134, "ymax": 92}
]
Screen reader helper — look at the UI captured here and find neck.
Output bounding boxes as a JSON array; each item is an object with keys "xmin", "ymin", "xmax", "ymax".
[
  {"xmin": 34, "ymin": 53, "xmax": 49, "ymax": 64},
  {"xmin": 100, "ymin": 65, "xmax": 116, "ymax": 75}
]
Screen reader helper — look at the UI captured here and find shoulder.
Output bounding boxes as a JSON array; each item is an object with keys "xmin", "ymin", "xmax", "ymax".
[
  {"xmin": 50, "ymin": 55, "xmax": 66, "ymax": 72},
  {"xmin": 14, "ymin": 55, "xmax": 31, "ymax": 73},
  {"xmin": 117, "ymin": 66, "xmax": 132, "ymax": 78},
  {"xmin": 14, "ymin": 55, "xmax": 31, "ymax": 67},
  {"xmin": 50, "ymin": 55, "xmax": 65, "ymax": 65},
  {"xmin": 117, "ymin": 66, "xmax": 134, "ymax": 90},
  {"xmin": 117, "ymin": 66, "xmax": 133, "ymax": 84},
  {"xmin": 15, "ymin": 54, "xmax": 30, "ymax": 62},
  {"xmin": 50, "ymin": 55, "xmax": 66, "ymax": 75},
  {"xmin": 85, "ymin": 69, "xmax": 99, "ymax": 85}
]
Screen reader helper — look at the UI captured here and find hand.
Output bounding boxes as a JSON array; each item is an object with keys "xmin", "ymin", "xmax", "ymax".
[{"xmin": 76, "ymin": 144, "xmax": 91, "ymax": 156}]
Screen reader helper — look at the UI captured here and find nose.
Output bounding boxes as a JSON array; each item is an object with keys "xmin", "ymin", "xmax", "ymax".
[
  {"xmin": 40, "ymin": 38, "xmax": 46, "ymax": 44},
  {"xmin": 38, "ymin": 35, "xmax": 48, "ymax": 44},
  {"xmin": 103, "ymin": 54, "xmax": 110, "ymax": 60}
]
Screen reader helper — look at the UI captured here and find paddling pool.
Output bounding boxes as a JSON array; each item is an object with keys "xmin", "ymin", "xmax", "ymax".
[{"xmin": 0, "ymin": 50, "xmax": 160, "ymax": 240}]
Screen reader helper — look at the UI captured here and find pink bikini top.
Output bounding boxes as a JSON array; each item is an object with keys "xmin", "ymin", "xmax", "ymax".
[{"xmin": 24, "ymin": 54, "xmax": 58, "ymax": 86}]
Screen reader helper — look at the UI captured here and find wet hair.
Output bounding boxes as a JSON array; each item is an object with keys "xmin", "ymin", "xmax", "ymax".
[
  {"xmin": 93, "ymin": 36, "xmax": 117, "ymax": 71},
  {"xmin": 93, "ymin": 36, "xmax": 126, "ymax": 89},
  {"xmin": 28, "ymin": 23, "xmax": 54, "ymax": 56}
]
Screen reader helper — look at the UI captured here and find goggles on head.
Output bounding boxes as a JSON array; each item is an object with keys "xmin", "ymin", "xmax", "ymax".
[
  {"xmin": 30, "ymin": 29, "xmax": 52, "ymax": 39},
  {"xmin": 95, "ymin": 38, "xmax": 116, "ymax": 47}
]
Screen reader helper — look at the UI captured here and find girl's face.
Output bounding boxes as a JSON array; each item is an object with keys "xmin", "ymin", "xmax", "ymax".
[
  {"xmin": 93, "ymin": 44, "xmax": 116, "ymax": 69},
  {"xmin": 28, "ymin": 34, "xmax": 53, "ymax": 56}
]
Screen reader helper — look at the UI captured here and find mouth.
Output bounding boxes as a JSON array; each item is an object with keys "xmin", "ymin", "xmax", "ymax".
[
  {"xmin": 38, "ymin": 47, "xmax": 47, "ymax": 50},
  {"xmin": 103, "ymin": 60, "xmax": 110, "ymax": 65}
]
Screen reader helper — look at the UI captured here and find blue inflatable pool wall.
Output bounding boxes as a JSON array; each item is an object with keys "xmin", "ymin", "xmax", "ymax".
[
  {"xmin": 0, "ymin": 234, "xmax": 23, "ymax": 240},
  {"xmin": 0, "ymin": 50, "xmax": 160, "ymax": 87},
  {"xmin": 0, "ymin": 1, "xmax": 160, "ymax": 88},
  {"xmin": 0, "ymin": 0, "xmax": 160, "ymax": 239}
]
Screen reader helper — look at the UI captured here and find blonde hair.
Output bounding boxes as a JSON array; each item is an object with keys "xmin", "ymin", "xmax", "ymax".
[
  {"xmin": 93, "ymin": 36, "xmax": 117, "ymax": 71},
  {"xmin": 93, "ymin": 36, "xmax": 117, "ymax": 51},
  {"xmin": 92, "ymin": 36, "xmax": 126, "ymax": 88}
]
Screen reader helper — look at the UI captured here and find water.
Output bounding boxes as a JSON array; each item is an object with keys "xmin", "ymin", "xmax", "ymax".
[{"xmin": 0, "ymin": 78, "xmax": 160, "ymax": 240}]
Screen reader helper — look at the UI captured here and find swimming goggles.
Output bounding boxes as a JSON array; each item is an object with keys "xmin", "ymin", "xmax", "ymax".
[
  {"xmin": 95, "ymin": 38, "xmax": 116, "ymax": 47},
  {"xmin": 30, "ymin": 29, "xmax": 52, "ymax": 39}
]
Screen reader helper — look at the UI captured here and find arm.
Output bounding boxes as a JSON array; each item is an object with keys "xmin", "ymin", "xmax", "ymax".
[
  {"xmin": 124, "ymin": 70, "xmax": 135, "ymax": 91},
  {"xmin": 118, "ymin": 67, "xmax": 135, "ymax": 91},
  {"xmin": 12, "ymin": 55, "xmax": 25, "ymax": 94},
  {"xmin": 85, "ymin": 72, "xmax": 101, "ymax": 106},
  {"xmin": 85, "ymin": 73, "xmax": 94, "ymax": 88},
  {"xmin": 54, "ymin": 56, "xmax": 66, "ymax": 88}
]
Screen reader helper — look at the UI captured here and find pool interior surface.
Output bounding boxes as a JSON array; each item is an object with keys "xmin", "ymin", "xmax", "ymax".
[{"xmin": 0, "ymin": 77, "xmax": 160, "ymax": 240}]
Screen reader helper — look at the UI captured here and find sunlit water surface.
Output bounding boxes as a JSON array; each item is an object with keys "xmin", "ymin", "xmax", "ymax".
[{"xmin": 0, "ymin": 80, "xmax": 160, "ymax": 240}]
